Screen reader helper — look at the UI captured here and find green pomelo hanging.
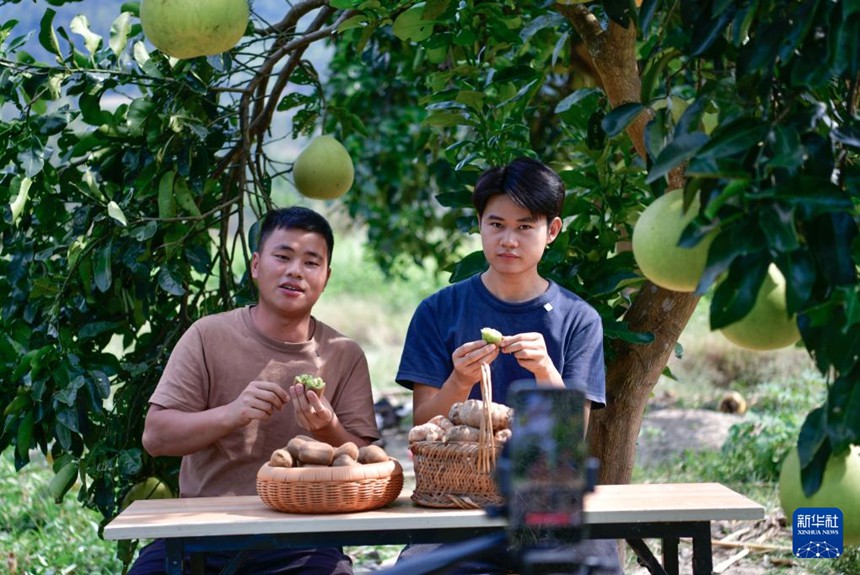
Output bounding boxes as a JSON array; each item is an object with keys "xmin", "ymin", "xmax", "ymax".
[
  {"xmin": 631, "ymin": 189, "xmax": 717, "ymax": 293},
  {"xmin": 719, "ymin": 264, "xmax": 800, "ymax": 351},
  {"xmin": 778, "ymin": 445, "xmax": 860, "ymax": 546},
  {"xmin": 293, "ymin": 135, "xmax": 355, "ymax": 200},
  {"xmin": 141, "ymin": 0, "xmax": 249, "ymax": 59}
]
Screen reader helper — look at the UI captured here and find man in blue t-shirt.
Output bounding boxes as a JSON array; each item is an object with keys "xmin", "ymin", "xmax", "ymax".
[{"xmin": 395, "ymin": 157, "xmax": 621, "ymax": 574}]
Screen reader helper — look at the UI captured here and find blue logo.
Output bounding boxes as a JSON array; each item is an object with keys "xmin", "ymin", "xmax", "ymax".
[{"xmin": 792, "ymin": 507, "xmax": 843, "ymax": 559}]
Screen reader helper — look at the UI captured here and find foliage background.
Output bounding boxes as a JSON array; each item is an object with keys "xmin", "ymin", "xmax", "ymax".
[{"xmin": 0, "ymin": 0, "xmax": 857, "ymax": 569}]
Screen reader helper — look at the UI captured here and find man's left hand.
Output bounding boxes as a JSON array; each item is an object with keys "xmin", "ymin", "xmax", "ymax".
[
  {"xmin": 286, "ymin": 383, "xmax": 335, "ymax": 431},
  {"xmin": 501, "ymin": 332, "xmax": 562, "ymax": 384}
]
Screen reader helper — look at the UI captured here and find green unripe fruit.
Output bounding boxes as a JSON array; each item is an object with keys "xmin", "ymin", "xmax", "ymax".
[
  {"xmin": 295, "ymin": 373, "xmax": 326, "ymax": 396},
  {"xmin": 293, "ymin": 135, "xmax": 355, "ymax": 200},
  {"xmin": 140, "ymin": 0, "xmax": 249, "ymax": 59},
  {"xmin": 778, "ymin": 446, "xmax": 860, "ymax": 546},
  {"xmin": 481, "ymin": 327, "xmax": 503, "ymax": 345},
  {"xmin": 631, "ymin": 189, "xmax": 717, "ymax": 293},
  {"xmin": 719, "ymin": 264, "xmax": 800, "ymax": 351},
  {"xmin": 121, "ymin": 477, "xmax": 174, "ymax": 510}
]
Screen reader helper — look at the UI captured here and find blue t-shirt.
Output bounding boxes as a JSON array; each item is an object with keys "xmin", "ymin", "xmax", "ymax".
[{"xmin": 396, "ymin": 274, "xmax": 606, "ymax": 408}]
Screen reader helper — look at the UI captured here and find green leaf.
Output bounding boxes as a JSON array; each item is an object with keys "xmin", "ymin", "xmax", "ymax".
[
  {"xmin": 758, "ymin": 203, "xmax": 798, "ymax": 251},
  {"xmin": 126, "ymin": 98, "xmax": 155, "ymax": 135},
  {"xmin": 646, "ymin": 132, "xmax": 708, "ymax": 183},
  {"xmin": 109, "ymin": 11, "xmax": 132, "ymax": 55},
  {"xmin": 18, "ymin": 146, "xmax": 46, "ymax": 178},
  {"xmin": 337, "ymin": 15, "xmax": 368, "ymax": 33},
  {"xmin": 118, "ymin": 449, "xmax": 143, "ymax": 476},
  {"xmin": 797, "ymin": 407, "xmax": 828, "ymax": 497},
  {"xmin": 696, "ymin": 119, "xmax": 768, "ymax": 160},
  {"xmin": 435, "ymin": 189, "xmax": 472, "ymax": 208},
  {"xmin": 70, "ymin": 14, "xmax": 102, "ymax": 56},
  {"xmin": 38, "ymin": 9, "xmax": 62, "ymax": 59},
  {"xmin": 447, "ymin": 250, "xmax": 488, "ymax": 283},
  {"xmin": 805, "ymin": 212, "xmax": 859, "ymax": 287},
  {"xmin": 157, "ymin": 265, "xmax": 187, "ymax": 296},
  {"xmin": 9, "ymin": 176, "xmax": 32, "ymax": 224},
  {"xmin": 689, "ymin": 3, "xmax": 736, "ymax": 57},
  {"xmin": 601, "ymin": 102, "xmax": 645, "ymax": 137},
  {"xmin": 16, "ymin": 412, "xmax": 34, "ymax": 461},
  {"xmin": 393, "ymin": 5, "xmax": 434, "ymax": 43},
  {"xmin": 709, "ymin": 253, "xmax": 769, "ymax": 330},
  {"xmin": 107, "ymin": 201, "xmax": 128, "ymax": 226},
  {"xmin": 94, "ymin": 241, "xmax": 113, "ymax": 293},
  {"xmin": 78, "ymin": 321, "xmax": 124, "ymax": 341},
  {"xmin": 768, "ymin": 125, "xmax": 805, "ymax": 170}
]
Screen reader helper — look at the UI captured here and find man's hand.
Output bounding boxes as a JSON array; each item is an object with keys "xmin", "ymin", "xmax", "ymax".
[
  {"xmin": 286, "ymin": 383, "xmax": 336, "ymax": 432},
  {"xmin": 501, "ymin": 332, "xmax": 562, "ymax": 384},
  {"xmin": 227, "ymin": 380, "xmax": 290, "ymax": 427},
  {"xmin": 450, "ymin": 339, "xmax": 500, "ymax": 391}
]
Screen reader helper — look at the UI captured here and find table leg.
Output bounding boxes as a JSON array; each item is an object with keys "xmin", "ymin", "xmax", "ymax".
[
  {"xmin": 625, "ymin": 538, "xmax": 669, "ymax": 575},
  {"xmin": 661, "ymin": 537, "xmax": 679, "ymax": 575},
  {"xmin": 690, "ymin": 522, "xmax": 713, "ymax": 575}
]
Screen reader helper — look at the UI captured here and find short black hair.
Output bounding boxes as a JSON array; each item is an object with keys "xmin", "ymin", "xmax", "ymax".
[
  {"xmin": 257, "ymin": 206, "xmax": 334, "ymax": 263},
  {"xmin": 472, "ymin": 157, "xmax": 565, "ymax": 222}
]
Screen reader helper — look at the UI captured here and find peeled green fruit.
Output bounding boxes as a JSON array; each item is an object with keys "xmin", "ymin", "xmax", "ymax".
[
  {"xmin": 140, "ymin": 0, "xmax": 249, "ymax": 59},
  {"xmin": 293, "ymin": 135, "xmax": 355, "ymax": 200},
  {"xmin": 295, "ymin": 373, "xmax": 326, "ymax": 396},
  {"xmin": 121, "ymin": 477, "xmax": 175, "ymax": 510},
  {"xmin": 481, "ymin": 327, "xmax": 503, "ymax": 345},
  {"xmin": 719, "ymin": 264, "xmax": 800, "ymax": 351},
  {"xmin": 778, "ymin": 445, "xmax": 860, "ymax": 546},
  {"xmin": 631, "ymin": 189, "xmax": 717, "ymax": 293}
]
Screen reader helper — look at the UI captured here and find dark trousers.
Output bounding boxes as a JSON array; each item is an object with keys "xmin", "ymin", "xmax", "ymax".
[{"xmin": 127, "ymin": 539, "xmax": 354, "ymax": 575}]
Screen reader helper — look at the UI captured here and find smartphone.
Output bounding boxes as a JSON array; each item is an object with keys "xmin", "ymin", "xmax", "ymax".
[{"xmin": 503, "ymin": 382, "xmax": 594, "ymax": 550}]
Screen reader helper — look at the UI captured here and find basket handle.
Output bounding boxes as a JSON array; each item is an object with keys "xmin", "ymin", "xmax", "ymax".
[{"xmin": 478, "ymin": 363, "xmax": 495, "ymax": 474}]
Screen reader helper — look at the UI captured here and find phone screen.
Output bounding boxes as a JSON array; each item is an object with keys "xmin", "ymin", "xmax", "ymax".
[{"xmin": 506, "ymin": 383, "xmax": 589, "ymax": 549}]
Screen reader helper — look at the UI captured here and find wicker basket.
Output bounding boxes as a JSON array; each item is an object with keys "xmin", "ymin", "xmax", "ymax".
[
  {"xmin": 411, "ymin": 363, "xmax": 504, "ymax": 509},
  {"xmin": 256, "ymin": 458, "xmax": 403, "ymax": 513},
  {"xmin": 410, "ymin": 440, "xmax": 503, "ymax": 509}
]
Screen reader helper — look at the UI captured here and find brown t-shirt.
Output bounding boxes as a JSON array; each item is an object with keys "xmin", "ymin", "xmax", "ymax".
[{"xmin": 149, "ymin": 306, "xmax": 381, "ymax": 498}]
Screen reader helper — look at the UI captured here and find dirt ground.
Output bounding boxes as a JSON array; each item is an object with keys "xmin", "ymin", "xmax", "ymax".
[{"xmin": 356, "ymin": 406, "xmax": 813, "ymax": 575}]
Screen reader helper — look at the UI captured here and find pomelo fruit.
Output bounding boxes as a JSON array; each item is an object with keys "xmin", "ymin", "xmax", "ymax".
[
  {"xmin": 140, "ymin": 0, "xmax": 249, "ymax": 59},
  {"xmin": 719, "ymin": 264, "xmax": 800, "ymax": 351},
  {"xmin": 778, "ymin": 445, "xmax": 860, "ymax": 546},
  {"xmin": 121, "ymin": 476, "xmax": 175, "ymax": 510},
  {"xmin": 631, "ymin": 189, "xmax": 717, "ymax": 292},
  {"xmin": 293, "ymin": 135, "xmax": 355, "ymax": 200}
]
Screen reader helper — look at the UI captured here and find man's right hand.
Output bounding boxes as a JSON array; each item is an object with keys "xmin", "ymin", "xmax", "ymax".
[
  {"xmin": 227, "ymin": 380, "xmax": 290, "ymax": 427},
  {"xmin": 450, "ymin": 339, "xmax": 500, "ymax": 391},
  {"xmin": 142, "ymin": 380, "xmax": 289, "ymax": 457}
]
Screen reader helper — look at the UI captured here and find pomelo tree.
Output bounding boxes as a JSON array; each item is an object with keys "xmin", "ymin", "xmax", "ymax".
[{"xmin": 0, "ymin": 0, "xmax": 857, "ymax": 563}]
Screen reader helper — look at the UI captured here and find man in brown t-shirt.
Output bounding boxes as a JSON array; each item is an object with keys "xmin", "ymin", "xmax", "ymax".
[{"xmin": 128, "ymin": 206, "xmax": 380, "ymax": 575}]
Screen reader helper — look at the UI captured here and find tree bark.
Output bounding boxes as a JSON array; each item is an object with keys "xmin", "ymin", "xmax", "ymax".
[
  {"xmin": 556, "ymin": 3, "xmax": 701, "ymax": 484},
  {"xmin": 590, "ymin": 285, "xmax": 700, "ymax": 484}
]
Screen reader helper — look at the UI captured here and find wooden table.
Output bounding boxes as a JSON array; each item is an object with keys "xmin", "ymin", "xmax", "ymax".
[{"xmin": 104, "ymin": 482, "xmax": 764, "ymax": 575}]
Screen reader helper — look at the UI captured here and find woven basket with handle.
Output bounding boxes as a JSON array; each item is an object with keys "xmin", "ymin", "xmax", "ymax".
[
  {"xmin": 256, "ymin": 458, "xmax": 403, "ymax": 514},
  {"xmin": 411, "ymin": 364, "xmax": 504, "ymax": 509}
]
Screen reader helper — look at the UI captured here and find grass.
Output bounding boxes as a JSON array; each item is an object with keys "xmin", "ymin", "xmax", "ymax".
[
  {"xmin": 1, "ymin": 450, "xmax": 123, "ymax": 574},
  {"xmin": 2, "ymin": 233, "xmax": 857, "ymax": 573}
]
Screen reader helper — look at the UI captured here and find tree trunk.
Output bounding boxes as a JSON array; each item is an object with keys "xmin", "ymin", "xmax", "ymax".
[
  {"xmin": 589, "ymin": 285, "xmax": 700, "ymax": 484},
  {"xmin": 556, "ymin": 4, "xmax": 700, "ymax": 484}
]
